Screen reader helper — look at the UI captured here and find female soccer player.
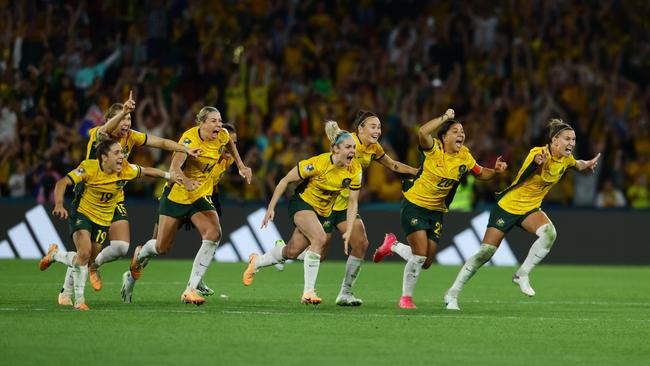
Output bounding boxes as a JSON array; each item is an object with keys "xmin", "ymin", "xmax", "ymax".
[
  {"xmin": 265, "ymin": 111, "xmax": 419, "ymax": 306},
  {"xmin": 57, "ymin": 91, "xmax": 202, "ymax": 305},
  {"xmin": 444, "ymin": 119, "xmax": 600, "ymax": 310},
  {"xmin": 39, "ymin": 139, "xmax": 181, "ymax": 310},
  {"xmin": 244, "ymin": 123, "xmax": 363, "ymax": 305},
  {"xmin": 127, "ymin": 107, "xmax": 252, "ymax": 306},
  {"xmin": 373, "ymin": 108, "xmax": 507, "ymax": 309}
]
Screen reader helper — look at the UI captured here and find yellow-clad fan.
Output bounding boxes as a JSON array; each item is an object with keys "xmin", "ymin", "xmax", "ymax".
[
  {"xmin": 125, "ymin": 107, "xmax": 252, "ymax": 306},
  {"xmin": 39, "ymin": 139, "xmax": 182, "ymax": 310},
  {"xmin": 244, "ymin": 122, "xmax": 362, "ymax": 305},
  {"xmin": 444, "ymin": 119, "xmax": 600, "ymax": 310},
  {"xmin": 373, "ymin": 108, "xmax": 508, "ymax": 309}
]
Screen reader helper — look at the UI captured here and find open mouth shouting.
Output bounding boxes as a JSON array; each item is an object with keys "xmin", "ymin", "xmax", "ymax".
[
  {"xmin": 455, "ymin": 137, "xmax": 464, "ymax": 150},
  {"xmin": 211, "ymin": 128, "xmax": 220, "ymax": 139},
  {"xmin": 345, "ymin": 152, "xmax": 355, "ymax": 165}
]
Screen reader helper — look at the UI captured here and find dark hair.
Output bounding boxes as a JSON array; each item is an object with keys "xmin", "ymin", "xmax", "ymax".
[
  {"xmin": 548, "ymin": 118, "xmax": 573, "ymax": 140},
  {"xmin": 352, "ymin": 110, "xmax": 378, "ymax": 132},
  {"xmin": 223, "ymin": 122, "xmax": 237, "ymax": 134},
  {"xmin": 96, "ymin": 139, "xmax": 119, "ymax": 164},
  {"xmin": 105, "ymin": 103, "xmax": 124, "ymax": 121},
  {"xmin": 437, "ymin": 119, "xmax": 462, "ymax": 141}
]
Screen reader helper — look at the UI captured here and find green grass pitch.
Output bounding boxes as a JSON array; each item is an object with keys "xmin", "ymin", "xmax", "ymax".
[{"xmin": 1, "ymin": 260, "xmax": 649, "ymax": 366}]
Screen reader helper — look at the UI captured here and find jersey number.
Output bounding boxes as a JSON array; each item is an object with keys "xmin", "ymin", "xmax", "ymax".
[
  {"xmin": 95, "ymin": 230, "xmax": 107, "ymax": 245},
  {"xmin": 437, "ymin": 178, "xmax": 456, "ymax": 188},
  {"xmin": 433, "ymin": 222, "xmax": 442, "ymax": 237},
  {"xmin": 100, "ymin": 192, "xmax": 114, "ymax": 202}
]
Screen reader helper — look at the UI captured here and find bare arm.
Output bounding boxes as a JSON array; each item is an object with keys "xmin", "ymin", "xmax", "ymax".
[
  {"xmin": 169, "ymin": 151, "xmax": 200, "ymax": 191},
  {"xmin": 418, "ymin": 108, "xmax": 455, "ymax": 149},
  {"xmin": 475, "ymin": 156, "xmax": 508, "ymax": 181},
  {"xmin": 575, "ymin": 153, "xmax": 601, "ymax": 172},
  {"xmin": 145, "ymin": 134, "xmax": 201, "ymax": 158},
  {"xmin": 227, "ymin": 136, "xmax": 252, "ymax": 184},
  {"xmin": 261, "ymin": 167, "xmax": 301, "ymax": 228},
  {"xmin": 98, "ymin": 91, "xmax": 135, "ymax": 136},
  {"xmin": 342, "ymin": 189, "xmax": 360, "ymax": 254},
  {"xmin": 52, "ymin": 176, "xmax": 74, "ymax": 220},
  {"xmin": 376, "ymin": 153, "xmax": 418, "ymax": 176}
]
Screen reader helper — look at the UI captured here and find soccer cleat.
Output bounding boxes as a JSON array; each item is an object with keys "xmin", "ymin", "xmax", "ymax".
[
  {"xmin": 335, "ymin": 292, "xmax": 363, "ymax": 306},
  {"xmin": 130, "ymin": 245, "xmax": 144, "ymax": 280},
  {"xmin": 274, "ymin": 240, "xmax": 285, "ymax": 271},
  {"xmin": 512, "ymin": 274, "xmax": 536, "ymax": 297},
  {"xmin": 39, "ymin": 244, "xmax": 58, "ymax": 271},
  {"xmin": 181, "ymin": 288, "xmax": 205, "ymax": 306},
  {"xmin": 301, "ymin": 292, "xmax": 322, "ymax": 305},
  {"xmin": 443, "ymin": 291, "xmax": 460, "ymax": 310},
  {"xmin": 88, "ymin": 263, "xmax": 102, "ymax": 291},
  {"xmin": 74, "ymin": 303, "xmax": 90, "ymax": 311},
  {"xmin": 242, "ymin": 253, "xmax": 258, "ymax": 286},
  {"xmin": 58, "ymin": 292, "xmax": 73, "ymax": 306},
  {"xmin": 120, "ymin": 271, "xmax": 135, "ymax": 303},
  {"xmin": 398, "ymin": 296, "xmax": 417, "ymax": 309},
  {"xmin": 197, "ymin": 279, "xmax": 215, "ymax": 296},
  {"xmin": 373, "ymin": 233, "xmax": 397, "ymax": 263}
]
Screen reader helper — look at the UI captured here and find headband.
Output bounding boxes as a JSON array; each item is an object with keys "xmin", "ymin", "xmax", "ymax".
[
  {"xmin": 553, "ymin": 126, "xmax": 573, "ymax": 138},
  {"xmin": 334, "ymin": 132, "xmax": 352, "ymax": 146}
]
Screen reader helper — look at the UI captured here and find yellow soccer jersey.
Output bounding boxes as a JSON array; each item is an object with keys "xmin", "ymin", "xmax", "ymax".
[
  {"xmin": 168, "ymin": 126, "xmax": 230, "ymax": 204},
  {"xmin": 333, "ymin": 133, "xmax": 385, "ymax": 211},
  {"xmin": 86, "ymin": 127, "xmax": 147, "ymax": 203},
  {"xmin": 403, "ymin": 139, "xmax": 477, "ymax": 212},
  {"xmin": 67, "ymin": 159, "xmax": 142, "ymax": 226},
  {"xmin": 212, "ymin": 156, "xmax": 235, "ymax": 192},
  {"xmin": 86, "ymin": 127, "xmax": 147, "ymax": 161},
  {"xmin": 296, "ymin": 153, "xmax": 362, "ymax": 217},
  {"xmin": 497, "ymin": 146, "xmax": 577, "ymax": 214}
]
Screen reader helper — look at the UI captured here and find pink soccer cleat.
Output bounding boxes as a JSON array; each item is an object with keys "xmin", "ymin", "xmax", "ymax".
[
  {"xmin": 373, "ymin": 233, "xmax": 397, "ymax": 263},
  {"xmin": 398, "ymin": 296, "xmax": 417, "ymax": 309}
]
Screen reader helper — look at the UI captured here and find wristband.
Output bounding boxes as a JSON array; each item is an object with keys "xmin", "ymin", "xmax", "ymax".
[{"xmin": 164, "ymin": 172, "xmax": 171, "ymax": 180}]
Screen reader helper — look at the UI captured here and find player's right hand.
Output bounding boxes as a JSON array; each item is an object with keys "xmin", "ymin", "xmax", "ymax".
[
  {"xmin": 261, "ymin": 208, "xmax": 275, "ymax": 228},
  {"xmin": 183, "ymin": 178, "xmax": 201, "ymax": 191},
  {"xmin": 443, "ymin": 108, "xmax": 455, "ymax": 120},
  {"xmin": 123, "ymin": 90, "xmax": 136, "ymax": 113},
  {"xmin": 52, "ymin": 205, "xmax": 68, "ymax": 220},
  {"xmin": 534, "ymin": 150, "xmax": 547, "ymax": 165}
]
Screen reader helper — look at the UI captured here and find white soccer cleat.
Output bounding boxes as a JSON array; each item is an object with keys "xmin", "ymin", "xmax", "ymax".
[
  {"xmin": 197, "ymin": 279, "xmax": 215, "ymax": 296},
  {"xmin": 274, "ymin": 263, "xmax": 285, "ymax": 271},
  {"xmin": 335, "ymin": 292, "xmax": 363, "ymax": 306},
  {"xmin": 120, "ymin": 271, "xmax": 135, "ymax": 303},
  {"xmin": 443, "ymin": 291, "xmax": 460, "ymax": 310},
  {"xmin": 512, "ymin": 274, "xmax": 536, "ymax": 297}
]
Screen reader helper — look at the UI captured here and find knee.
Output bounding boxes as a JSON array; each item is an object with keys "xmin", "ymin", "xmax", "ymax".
[
  {"xmin": 537, "ymin": 223, "xmax": 557, "ymax": 243},
  {"xmin": 311, "ymin": 233, "xmax": 327, "ymax": 250},
  {"xmin": 203, "ymin": 227, "xmax": 221, "ymax": 242},
  {"xmin": 111, "ymin": 240, "xmax": 130, "ymax": 257},
  {"xmin": 283, "ymin": 246, "xmax": 301, "ymax": 259},
  {"xmin": 76, "ymin": 250, "xmax": 91, "ymax": 265},
  {"xmin": 355, "ymin": 238, "xmax": 370, "ymax": 254}
]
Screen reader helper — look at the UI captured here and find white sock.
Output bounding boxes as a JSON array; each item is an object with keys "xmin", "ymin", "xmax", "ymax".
[
  {"xmin": 448, "ymin": 244, "xmax": 497, "ymax": 296},
  {"xmin": 187, "ymin": 239, "xmax": 219, "ymax": 289},
  {"xmin": 61, "ymin": 267, "xmax": 73, "ymax": 295},
  {"xmin": 138, "ymin": 239, "xmax": 158, "ymax": 261},
  {"xmin": 303, "ymin": 251, "xmax": 321, "ymax": 293},
  {"xmin": 296, "ymin": 250, "xmax": 306, "ymax": 261},
  {"xmin": 94, "ymin": 240, "xmax": 129, "ymax": 267},
  {"xmin": 392, "ymin": 242, "xmax": 413, "ymax": 261},
  {"xmin": 402, "ymin": 254, "xmax": 426, "ymax": 297},
  {"xmin": 340, "ymin": 255, "xmax": 363, "ymax": 294},
  {"xmin": 517, "ymin": 224, "xmax": 556, "ymax": 277},
  {"xmin": 52, "ymin": 250, "xmax": 76, "ymax": 266},
  {"xmin": 72, "ymin": 264, "xmax": 88, "ymax": 306},
  {"xmin": 255, "ymin": 245, "xmax": 285, "ymax": 270}
]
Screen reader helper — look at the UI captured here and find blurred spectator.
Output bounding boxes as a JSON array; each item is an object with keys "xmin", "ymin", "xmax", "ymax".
[
  {"xmin": 8, "ymin": 161, "xmax": 27, "ymax": 198},
  {"xmin": 595, "ymin": 180, "xmax": 626, "ymax": 208},
  {"xmin": 626, "ymin": 174, "xmax": 650, "ymax": 209}
]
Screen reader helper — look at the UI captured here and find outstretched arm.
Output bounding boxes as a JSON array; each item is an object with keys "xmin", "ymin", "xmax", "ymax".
[
  {"xmin": 261, "ymin": 167, "xmax": 301, "ymax": 228},
  {"xmin": 145, "ymin": 134, "xmax": 202, "ymax": 158},
  {"xmin": 575, "ymin": 153, "xmax": 601, "ymax": 172},
  {"xmin": 418, "ymin": 108, "xmax": 455, "ymax": 149},
  {"xmin": 475, "ymin": 156, "xmax": 508, "ymax": 181},
  {"xmin": 376, "ymin": 153, "xmax": 419, "ymax": 176}
]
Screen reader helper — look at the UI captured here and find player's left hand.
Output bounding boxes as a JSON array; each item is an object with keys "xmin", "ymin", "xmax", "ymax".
[
  {"xmin": 494, "ymin": 156, "xmax": 508, "ymax": 173},
  {"xmin": 586, "ymin": 153, "xmax": 601, "ymax": 173},
  {"xmin": 239, "ymin": 166, "xmax": 252, "ymax": 184},
  {"xmin": 342, "ymin": 231, "xmax": 352, "ymax": 255}
]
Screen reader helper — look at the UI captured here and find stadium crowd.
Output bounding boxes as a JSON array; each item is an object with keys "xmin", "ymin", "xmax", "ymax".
[{"xmin": 0, "ymin": 0, "xmax": 649, "ymax": 209}]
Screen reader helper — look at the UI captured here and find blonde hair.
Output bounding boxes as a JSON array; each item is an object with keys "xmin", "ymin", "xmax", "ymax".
[
  {"xmin": 547, "ymin": 118, "xmax": 573, "ymax": 140},
  {"xmin": 324, "ymin": 120, "xmax": 352, "ymax": 148},
  {"xmin": 196, "ymin": 106, "xmax": 219, "ymax": 124},
  {"xmin": 105, "ymin": 103, "xmax": 125, "ymax": 121}
]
